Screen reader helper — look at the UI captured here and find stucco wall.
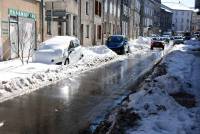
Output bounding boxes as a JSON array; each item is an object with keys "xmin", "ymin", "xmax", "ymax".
[
  {"xmin": 1, "ymin": 0, "xmax": 40, "ymax": 60},
  {"xmin": 0, "ymin": 0, "xmax": 2, "ymax": 60}
]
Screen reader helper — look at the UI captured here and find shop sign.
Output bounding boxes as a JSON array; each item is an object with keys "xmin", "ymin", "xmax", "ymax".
[{"xmin": 8, "ymin": 8, "xmax": 36, "ymax": 19}]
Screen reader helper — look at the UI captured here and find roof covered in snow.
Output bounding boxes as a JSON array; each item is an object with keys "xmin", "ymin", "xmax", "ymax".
[{"xmin": 162, "ymin": 2, "xmax": 194, "ymax": 11}]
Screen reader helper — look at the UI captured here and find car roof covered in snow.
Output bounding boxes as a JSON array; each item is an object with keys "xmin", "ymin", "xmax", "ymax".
[
  {"xmin": 38, "ymin": 36, "xmax": 78, "ymax": 50},
  {"xmin": 44, "ymin": 36, "xmax": 77, "ymax": 46}
]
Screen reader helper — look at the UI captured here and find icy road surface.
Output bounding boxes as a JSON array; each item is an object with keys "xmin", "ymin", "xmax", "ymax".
[{"xmin": 0, "ymin": 50, "xmax": 163, "ymax": 134}]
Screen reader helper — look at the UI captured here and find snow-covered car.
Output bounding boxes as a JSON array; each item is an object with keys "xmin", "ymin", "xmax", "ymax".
[{"xmin": 32, "ymin": 36, "xmax": 83, "ymax": 65}]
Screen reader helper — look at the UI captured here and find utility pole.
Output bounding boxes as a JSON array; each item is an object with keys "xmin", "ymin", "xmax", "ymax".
[{"xmin": 40, "ymin": 0, "xmax": 44, "ymax": 42}]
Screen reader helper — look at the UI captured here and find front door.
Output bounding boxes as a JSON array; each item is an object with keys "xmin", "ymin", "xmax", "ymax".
[{"xmin": 10, "ymin": 22, "xmax": 18, "ymax": 59}]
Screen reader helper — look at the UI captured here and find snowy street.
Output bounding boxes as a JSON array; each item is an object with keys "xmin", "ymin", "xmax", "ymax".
[
  {"xmin": 0, "ymin": 37, "xmax": 199, "ymax": 134},
  {"xmin": 1, "ymin": 0, "xmax": 200, "ymax": 133},
  {"xmin": 0, "ymin": 38, "xmax": 170, "ymax": 133}
]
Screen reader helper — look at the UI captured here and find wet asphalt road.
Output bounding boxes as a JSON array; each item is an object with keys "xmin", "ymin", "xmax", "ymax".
[{"xmin": 0, "ymin": 50, "xmax": 163, "ymax": 134}]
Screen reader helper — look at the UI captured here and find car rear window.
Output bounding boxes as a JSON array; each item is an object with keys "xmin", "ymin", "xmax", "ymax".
[
  {"xmin": 108, "ymin": 36, "xmax": 124, "ymax": 43},
  {"xmin": 174, "ymin": 37, "xmax": 182, "ymax": 39}
]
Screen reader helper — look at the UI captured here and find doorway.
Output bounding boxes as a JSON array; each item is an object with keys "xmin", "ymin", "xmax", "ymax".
[{"xmin": 9, "ymin": 22, "xmax": 19, "ymax": 59}]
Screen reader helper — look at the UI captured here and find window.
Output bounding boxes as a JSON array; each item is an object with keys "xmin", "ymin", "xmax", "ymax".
[
  {"xmin": 104, "ymin": 0, "xmax": 107, "ymax": 13},
  {"xmin": 86, "ymin": 1, "xmax": 89, "ymax": 15},
  {"xmin": 73, "ymin": 16, "xmax": 77, "ymax": 36},
  {"xmin": 109, "ymin": 23, "xmax": 111, "ymax": 34},
  {"xmin": 58, "ymin": 21, "xmax": 62, "ymax": 36},
  {"xmin": 95, "ymin": 0, "xmax": 102, "ymax": 17},
  {"xmin": 104, "ymin": 22, "xmax": 106, "ymax": 34},
  {"xmin": 66, "ymin": 15, "xmax": 70, "ymax": 35},
  {"xmin": 97, "ymin": 25, "xmax": 101, "ymax": 40},
  {"xmin": 86, "ymin": 25, "xmax": 89, "ymax": 38},
  {"xmin": 47, "ymin": 21, "xmax": 51, "ymax": 35},
  {"xmin": 99, "ymin": 2, "xmax": 102, "ymax": 16},
  {"xmin": 95, "ymin": 1, "xmax": 98, "ymax": 15},
  {"xmin": 113, "ymin": 24, "xmax": 115, "ymax": 34},
  {"xmin": 68, "ymin": 41, "xmax": 75, "ymax": 51},
  {"xmin": 110, "ymin": 1, "xmax": 112, "ymax": 14}
]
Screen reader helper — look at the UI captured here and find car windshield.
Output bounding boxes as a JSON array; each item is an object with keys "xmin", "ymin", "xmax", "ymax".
[
  {"xmin": 108, "ymin": 36, "xmax": 124, "ymax": 43},
  {"xmin": 39, "ymin": 43, "xmax": 63, "ymax": 50}
]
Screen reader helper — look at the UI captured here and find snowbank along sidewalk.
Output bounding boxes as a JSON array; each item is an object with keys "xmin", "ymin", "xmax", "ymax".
[{"xmin": 91, "ymin": 41, "xmax": 200, "ymax": 134}]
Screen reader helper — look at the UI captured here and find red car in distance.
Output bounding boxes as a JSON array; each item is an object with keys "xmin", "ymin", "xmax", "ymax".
[{"xmin": 150, "ymin": 41, "xmax": 165, "ymax": 50}]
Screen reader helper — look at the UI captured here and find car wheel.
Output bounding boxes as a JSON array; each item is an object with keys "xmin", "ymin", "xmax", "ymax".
[
  {"xmin": 121, "ymin": 48, "xmax": 126, "ymax": 54},
  {"xmin": 64, "ymin": 58, "xmax": 69, "ymax": 65}
]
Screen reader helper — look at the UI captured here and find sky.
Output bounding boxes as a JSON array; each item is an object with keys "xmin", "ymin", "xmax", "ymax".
[{"xmin": 161, "ymin": 0, "xmax": 195, "ymax": 8}]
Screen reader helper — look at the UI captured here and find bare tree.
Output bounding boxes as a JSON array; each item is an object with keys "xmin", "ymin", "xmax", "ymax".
[{"xmin": 12, "ymin": 18, "xmax": 35, "ymax": 64}]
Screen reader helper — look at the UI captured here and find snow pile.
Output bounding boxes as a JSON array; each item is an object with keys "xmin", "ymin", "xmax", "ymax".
[
  {"xmin": 94, "ymin": 44, "xmax": 200, "ymax": 134},
  {"xmin": 129, "ymin": 37, "xmax": 151, "ymax": 53},
  {"xmin": 125, "ymin": 47, "xmax": 200, "ymax": 134},
  {"xmin": 78, "ymin": 45, "xmax": 118, "ymax": 66},
  {"xmin": 127, "ymin": 88, "xmax": 194, "ymax": 134},
  {"xmin": 173, "ymin": 40, "xmax": 200, "ymax": 52},
  {"xmin": 134, "ymin": 36, "xmax": 151, "ymax": 45},
  {"xmin": 155, "ymin": 51, "xmax": 195, "ymax": 94}
]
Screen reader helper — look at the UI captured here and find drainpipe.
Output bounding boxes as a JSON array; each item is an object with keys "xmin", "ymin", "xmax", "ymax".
[
  {"xmin": 40, "ymin": 0, "xmax": 44, "ymax": 42},
  {"xmin": 139, "ymin": 0, "xmax": 144, "ymax": 36},
  {"xmin": 78, "ymin": 0, "xmax": 81, "ymax": 44}
]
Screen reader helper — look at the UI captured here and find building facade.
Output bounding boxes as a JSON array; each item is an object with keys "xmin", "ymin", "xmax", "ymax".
[
  {"xmin": 195, "ymin": 0, "xmax": 200, "ymax": 12},
  {"xmin": 152, "ymin": 0, "xmax": 161, "ymax": 34},
  {"xmin": 45, "ymin": 0, "xmax": 163, "ymax": 45},
  {"xmin": 129, "ymin": 0, "xmax": 141, "ymax": 39},
  {"xmin": 103, "ymin": 0, "xmax": 121, "ymax": 44},
  {"xmin": 192, "ymin": 12, "xmax": 200, "ymax": 32},
  {"xmin": 163, "ymin": 2, "xmax": 193, "ymax": 34},
  {"xmin": 0, "ymin": 1, "xmax": 2, "ymax": 60},
  {"xmin": 120, "ymin": 0, "xmax": 130, "ymax": 36},
  {"xmin": 142, "ymin": 0, "xmax": 154, "ymax": 36},
  {"xmin": 45, "ymin": 0, "xmax": 79, "ymax": 39},
  {"xmin": 0, "ymin": 0, "xmax": 41, "ymax": 61},
  {"xmin": 172, "ymin": 10, "xmax": 192, "ymax": 33},
  {"xmin": 160, "ymin": 4, "xmax": 173, "ymax": 34}
]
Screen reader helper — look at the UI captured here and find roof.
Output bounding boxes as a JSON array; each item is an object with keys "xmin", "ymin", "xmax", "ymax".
[
  {"xmin": 162, "ymin": 2, "xmax": 194, "ymax": 11},
  {"xmin": 161, "ymin": 7, "xmax": 173, "ymax": 13}
]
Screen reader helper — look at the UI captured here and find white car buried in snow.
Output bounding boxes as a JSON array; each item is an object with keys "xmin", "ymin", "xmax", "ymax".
[{"xmin": 32, "ymin": 36, "xmax": 83, "ymax": 65}]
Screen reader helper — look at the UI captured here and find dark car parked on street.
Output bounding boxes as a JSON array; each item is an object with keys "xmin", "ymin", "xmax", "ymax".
[
  {"xmin": 106, "ymin": 35, "xmax": 130, "ymax": 54},
  {"xmin": 151, "ymin": 41, "xmax": 165, "ymax": 50}
]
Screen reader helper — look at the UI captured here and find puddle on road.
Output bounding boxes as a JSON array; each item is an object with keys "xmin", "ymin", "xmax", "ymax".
[{"xmin": 0, "ymin": 51, "xmax": 162, "ymax": 134}]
